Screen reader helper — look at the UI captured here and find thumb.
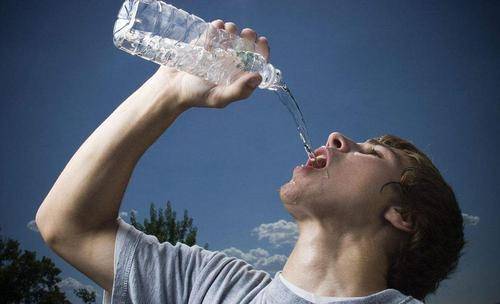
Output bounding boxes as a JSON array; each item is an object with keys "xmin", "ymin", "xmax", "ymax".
[
  {"xmin": 244, "ymin": 73, "xmax": 263, "ymax": 90},
  {"xmin": 215, "ymin": 73, "xmax": 262, "ymax": 105}
]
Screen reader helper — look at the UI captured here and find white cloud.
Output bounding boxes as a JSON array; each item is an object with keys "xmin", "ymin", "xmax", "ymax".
[
  {"xmin": 58, "ymin": 277, "xmax": 101, "ymax": 304},
  {"xmin": 119, "ymin": 209, "xmax": 138, "ymax": 219},
  {"xmin": 58, "ymin": 277, "xmax": 96, "ymax": 293},
  {"xmin": 27, "ymin": 220, "xmax": 39, "ymax": 232},
  {"xmin": 252, "ymin": 220, "xmax": 298, "ymax": 247},
  {"xmin": 221, "ymin": 247, "xmax": 287, "ymax": 275},
  {"xmin": 221, "ymin": 247, "xmax": 269, "ymax": 262},
  {"xmin": 254, "ymin": 254, "xmax": 288, "ymax": 273},
  {"xmin": 462, "ymin": 213, "xmax": 480, "ymax": 226}
]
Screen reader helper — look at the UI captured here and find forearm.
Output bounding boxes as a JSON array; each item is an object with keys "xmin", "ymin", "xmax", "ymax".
[{"xmin": 36, "ymin": 69, "xmax": 186, "ymax": 243}]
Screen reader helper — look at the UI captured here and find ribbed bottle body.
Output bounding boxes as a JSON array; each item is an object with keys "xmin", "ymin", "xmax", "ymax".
[{"xmin": 113, "ymin": 0, "xmax": 281, "ymax": 89}]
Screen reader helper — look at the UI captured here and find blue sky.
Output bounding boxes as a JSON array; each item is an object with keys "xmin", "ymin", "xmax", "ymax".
[{"xmin": 1, "ymin": 0, "xmax": 499, "ymax": 303}]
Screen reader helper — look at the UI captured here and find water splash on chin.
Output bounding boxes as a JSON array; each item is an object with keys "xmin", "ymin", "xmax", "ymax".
[
  {"xmin": 280, "ymin": 179, "xmax": 300, "ymax": 205},
  {"xmin": 323, "ymin": 168, "xmax": 330, "ymax": 179}
]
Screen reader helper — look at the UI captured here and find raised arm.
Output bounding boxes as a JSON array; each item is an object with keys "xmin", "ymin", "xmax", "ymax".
[{"xmin": 35, "ymin": 20, "xmax": 269, "ymax": 292}]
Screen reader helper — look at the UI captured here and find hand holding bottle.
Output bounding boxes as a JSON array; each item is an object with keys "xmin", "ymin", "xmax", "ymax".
[{"xmin": 150, "ymin": 20, "xmax": 270, "ymax": 110}]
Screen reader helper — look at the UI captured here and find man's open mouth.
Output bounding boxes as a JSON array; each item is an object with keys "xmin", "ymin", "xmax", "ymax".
[{"xmin": 305, "ymin": 146, "xmax": 328, "ymax": 169}]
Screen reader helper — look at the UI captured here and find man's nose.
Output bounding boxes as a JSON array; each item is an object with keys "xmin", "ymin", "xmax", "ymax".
[{"xmin": 326, "ymin": 132, "xmax": 355, "ymax": 153}]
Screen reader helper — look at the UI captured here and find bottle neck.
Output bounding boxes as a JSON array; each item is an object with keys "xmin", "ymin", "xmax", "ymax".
[{"xmin": 260, "ymin": 64, "xmax": 282, "ymax": 90}]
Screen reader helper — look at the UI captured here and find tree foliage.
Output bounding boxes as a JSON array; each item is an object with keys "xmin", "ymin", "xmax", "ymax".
[
  {"xmin": 0, "ymin": 232, "xmax": 69, "ymax": 303},
  {"xmin": 129, "ymin": 201, "xmax": 208, "ymax": 248},
  {"xmin": 74, "ymin": 287, "xmax": 96, "ymax": 304}
]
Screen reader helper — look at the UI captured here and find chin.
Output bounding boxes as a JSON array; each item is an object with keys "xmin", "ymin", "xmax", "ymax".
[{"xmin": 279, "ymin": 179, "xmax": 303, "ymax": 206}]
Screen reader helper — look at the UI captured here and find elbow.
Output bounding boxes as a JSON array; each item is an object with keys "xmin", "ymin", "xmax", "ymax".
[
  {"xmin": 35, "ymin": 201, "xmax": 95, "ymax": 250},
  {"xmin": 35, "ymin": 204, "xmax": 59, "ymax": 247}
]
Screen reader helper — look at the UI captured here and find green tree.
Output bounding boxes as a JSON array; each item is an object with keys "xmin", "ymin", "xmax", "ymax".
[
  {"xmin": 129, "ymin": 201, "xmax": 208, "ymax": 249},
  {"xmin": 0, "ymin": 231, "xmax": 70, "ymax": 303},
  {"xmin": 73, "ymin": 287, "xmax": 96, "ymax": 304}
]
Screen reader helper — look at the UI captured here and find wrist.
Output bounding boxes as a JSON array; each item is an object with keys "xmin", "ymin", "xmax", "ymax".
[{"xmin": 150, "ymin": 67, "xmax": 191, "ymax": 114}]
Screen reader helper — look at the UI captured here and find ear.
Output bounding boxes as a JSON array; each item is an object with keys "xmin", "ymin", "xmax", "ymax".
[{"xmin": 384, "ymin": 206, "xmax": 414, "ymax": 233}]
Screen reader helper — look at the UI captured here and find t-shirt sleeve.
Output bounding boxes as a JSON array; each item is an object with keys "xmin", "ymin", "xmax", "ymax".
[{"xmin": 103, "ymin": 217, "xmax": 216, "ymax": 304}]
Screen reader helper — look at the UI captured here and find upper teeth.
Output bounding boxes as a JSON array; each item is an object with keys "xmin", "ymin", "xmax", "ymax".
[{"xmin": 315, "ymin": 155, "xmax": 326, "ymax": 160}]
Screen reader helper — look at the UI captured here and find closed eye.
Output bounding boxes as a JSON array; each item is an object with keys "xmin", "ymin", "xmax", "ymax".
[
  {"xmin": 362, "ymin": 139, "xmax": 386, "ymax": 158},
  {"xmin": 366, "ymin": 146, "xmax": 381, "ymax": 157},
  {"xmin": 364, "ymin": 138, "xmax": 399, "ymax": 162}
]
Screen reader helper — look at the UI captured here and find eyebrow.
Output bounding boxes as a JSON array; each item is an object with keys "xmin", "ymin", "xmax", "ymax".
[{"xmin": 366, "ymin": 138, "xmax": 401, "ymax": 163}]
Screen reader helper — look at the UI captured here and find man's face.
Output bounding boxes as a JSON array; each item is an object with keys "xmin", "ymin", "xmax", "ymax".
[{"xmin": 280, "ymin": 132, "xmax": 409, "ymax": 226}]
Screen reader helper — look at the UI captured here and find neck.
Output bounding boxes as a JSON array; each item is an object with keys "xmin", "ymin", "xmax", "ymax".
[{"xmin": 282, "ymin": 220, "xmax": 389, "ymax": 298}]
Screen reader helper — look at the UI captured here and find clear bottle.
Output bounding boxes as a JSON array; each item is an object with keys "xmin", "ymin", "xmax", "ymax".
[{"xmin": 113, "ymin": 0, "xmax": 282, "ymax": 89}]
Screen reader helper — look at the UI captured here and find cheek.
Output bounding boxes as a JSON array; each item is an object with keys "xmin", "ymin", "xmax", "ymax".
[{"xmin": 326, "ymin": 161, "xmax": 386, "ymax": 203}]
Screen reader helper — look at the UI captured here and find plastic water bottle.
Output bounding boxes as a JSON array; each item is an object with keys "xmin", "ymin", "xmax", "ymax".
[{"xmin": 113, "ymin": 0, "xmax": 282, "ymax": 90}]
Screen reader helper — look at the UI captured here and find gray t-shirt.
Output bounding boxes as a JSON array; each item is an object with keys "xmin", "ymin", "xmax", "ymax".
[{"xmin": 103, "ymin": 218, "xmax": 423, "ymax": 304}]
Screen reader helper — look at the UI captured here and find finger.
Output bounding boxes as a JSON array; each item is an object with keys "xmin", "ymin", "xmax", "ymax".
[
  {"xmin": 203, "ymin": 20, "xmax": 225, "ymax": 49},
  {"xmin": 210, "ymin": 72, "xmax": 262, "ymax": 106},
  {"xmin": 210, "ymin": 19, "xmax": 225, "ymax": 29},
  {"xmin": 240, "ymin": 28, "xmax": 257, "ymax": 43},
  {"xmin": 224, "ymin": 22, "xmax": 238, "ymax": 35},
  {"xmin": 256, "ymin": 36, "xmax": 270, "ymax": 62}
]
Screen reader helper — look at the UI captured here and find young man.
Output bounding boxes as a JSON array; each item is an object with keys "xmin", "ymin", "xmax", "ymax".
[{"xmin": 36, "ymin": 20, "xmax": 464, "ymax": 303}]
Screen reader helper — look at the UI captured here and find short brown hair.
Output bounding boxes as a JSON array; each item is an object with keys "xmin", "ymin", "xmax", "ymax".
[{"xmin": 375, "ymin": 134, "xmax": 465, "ymax": 301}]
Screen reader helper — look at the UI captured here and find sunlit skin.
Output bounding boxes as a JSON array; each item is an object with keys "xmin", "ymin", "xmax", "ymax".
[{"xmin": 280, "ymin": 132, "xmax": 414, "ymax": 297}]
